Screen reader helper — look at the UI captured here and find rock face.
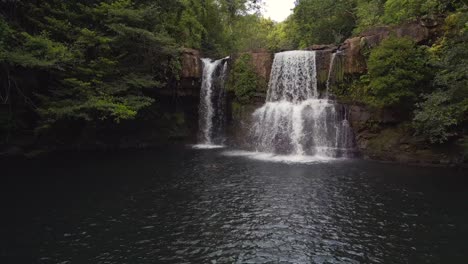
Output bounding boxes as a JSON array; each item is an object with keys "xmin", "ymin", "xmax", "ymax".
[
  {"xmin": 314, "ymin": 50, "xmax": 333, "ymax": 91},
  {"xmin": 305, "ymin": 44, "xmax": 337, "ymax": 51},
  {"xmin": 173, "ymin": 48, "xmax": 203, "ymax": 96},
  {"xmin": 394, "ymin": 22, "xmax": 430, "ymax": 43},
  {"xmin": 340, "ymin": 21, "xmax": 432, "ymax": 74},
  {"xmin": 349, "ymin": 104, "xmax": 372, "ymax": 129},
  {"xmin": 181, "ymin": 48, "xmax": 202, "ymax": 79},
  {"xmin": 226, "ymin": 51, "xmax": 273, "ymax": 147},
  {"xmin": 346, "ymin": 104, "xmax": 463, "ymax": 165},
  {"xmin": 242, "ymin": 50, "xmax": 273, "ymax": 92},
  {"xmin": 341, "ymin": 37, "xmax": 367, "ymax": 74}
]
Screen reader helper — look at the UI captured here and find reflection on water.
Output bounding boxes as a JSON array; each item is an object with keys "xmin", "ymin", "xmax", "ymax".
[
  {"xmin": 1, "ymin": 146, "xmax": 467, "ymax": 263},
  {"xmin": 222, "ymin": 150, "xmax": 340, "ymax": 163},
  {"xmin": 192, "ymin": 144, "xmax": 225, "ymax": 149}
]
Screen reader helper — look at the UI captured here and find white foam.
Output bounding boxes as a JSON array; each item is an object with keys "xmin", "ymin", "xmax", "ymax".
[
  {"xmin": 251, "ymin": 50, "xmax": 355, "ymax": 158},
  {"xmin": 221, "ymin": 150, "xmax": 339, "ymax": 164},
  {"xmin": 192, "ymin": 144, "xmax": 225, "ymax": 149}
]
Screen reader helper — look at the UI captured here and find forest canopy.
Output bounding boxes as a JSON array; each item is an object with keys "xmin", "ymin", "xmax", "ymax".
[{"xmin": 0, "ymin": 0, "xmax": 263, "ymax": 142}]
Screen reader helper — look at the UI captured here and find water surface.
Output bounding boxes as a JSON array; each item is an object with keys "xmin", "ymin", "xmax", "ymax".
[{"xmin": 1, "ymin": 146, "xmax": 467, "ymax": 263}]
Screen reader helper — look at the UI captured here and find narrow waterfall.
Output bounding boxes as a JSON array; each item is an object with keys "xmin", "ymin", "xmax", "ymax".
[
  {"xmin": 197, "ymin": 58, "xmax": 229, "ymax": 147},
  {"xmin": 251, "ymin": 50, "xmax": 354, "ymax": 158},
  {"xmin": 325, "ymin": 52, "xmax": 337, "ymax": 98}
]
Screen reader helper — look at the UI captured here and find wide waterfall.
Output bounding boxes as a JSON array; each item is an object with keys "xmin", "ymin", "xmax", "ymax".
[
  {"xmin": 196, "ymin": 57, "xmax": 229, "ymax": 148},
  {"xmin": 250, "ymin": 50, "xmax": 354, "ymax": 158}
]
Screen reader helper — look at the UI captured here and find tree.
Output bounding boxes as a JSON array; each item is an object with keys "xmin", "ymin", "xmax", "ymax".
[
  {"xmin": 354, "ymin": 0, "xmax": 386, "ymax": 33},
  {"xmin": 291, "ymin": 0, "xmax": 357, "ymax": 46},
  {"xmin": 383, "ymin": 0, "xmax": 464, "ymax": 24},
  {"xmin": 365, "ymin": 37, "xmax": 431, "ymax": 108},
  {"xmin": 231, "ymin": 15, "xmax": 274, "ymax": 52},
  {"xmin": 413, "ymin": 10, "xmax": 468, "ymax": 143},
  {"xmin": 0, "ymin": 0, "xmax": 269, "ymax": 145},
  {"xmin": 266, "ymin": 20, "xmax": 296, "ymax": 52},
  {"xmin": 413, "ymin": 91, "xmax": 458, "ymax": 143}
]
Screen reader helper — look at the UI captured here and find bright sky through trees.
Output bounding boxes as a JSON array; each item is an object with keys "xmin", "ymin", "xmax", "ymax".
[{"xmin": 262, "ymin": 0, "xmax": 295, "ymax": 22}]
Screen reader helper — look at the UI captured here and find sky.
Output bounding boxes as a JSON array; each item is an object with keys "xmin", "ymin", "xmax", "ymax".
[{"xmin": 262, "ymin": 0, "xmax": 296, "ymax": 22}]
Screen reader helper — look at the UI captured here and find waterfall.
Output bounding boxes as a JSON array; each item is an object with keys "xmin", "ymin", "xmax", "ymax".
[
  {"xmin": 250, "ymin": 50, "xmax": 354, "ymax": 158},
  {"xmin": 196, "ymin": 57, "xmax": 229, "ymax": 148},
  {"xmin": 325, "ymin": 52, "xmax": 337, "ymax": 98}
]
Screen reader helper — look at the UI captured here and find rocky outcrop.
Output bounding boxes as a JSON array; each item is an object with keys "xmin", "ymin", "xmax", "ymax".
[
  {"xmin": 341, "ymin": 37, "xmax": 367, "ymax": 74},
  {"xmin": 181, "ymin": 48, "xmax": 202, "ymax": 79},
  {"xmin": 239, "ymin": 49, "xmax": 273, "ymax": 92},
  {"xmin": 175, "ymin": 48, "xmax": 203, "ymax": 96},
  {"xmin": 393, "ymin": 22, "xmax": 430, "ymax": 43},
  {"xmin": 340, "ymin": 21, "xmax": 433, "ymax": 74},
  {"xmin": 305, "ymin": 44, "xmax": 338, "ymax": 51},
  {"xmin": 177, "ymin": 49, "xmax": 273, "ymax": 96},
  {"xmin": 226, "ymin": 51, "xmax": 272, "ymax": 147},
  {"xmin": 248, "ymin": 49, "xmax": 273, "ymax": 82},
  {"xmin": 347, "ymin": 104, "xmax": 463, "ymax": 165},
  {"xmin": 314, "ymin": 50, "xmax": 333, "ymax": 91},
  {"xmin": 155, "ymin": 48, "xmax": 203, "ymax": 97},
  {"xmin": 154, "ymin": 48, "xmax": 204, "ymax": 97}
]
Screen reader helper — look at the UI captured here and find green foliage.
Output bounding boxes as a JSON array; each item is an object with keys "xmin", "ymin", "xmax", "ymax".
[
  {"xmin": 0, "ymin": 17, "xmax": 12, "ymax": 55},
  {"xmin": 287, "ymin": 0, "xmax": 465, "ymax": 44},
  {"xmin": 215, "ymin": 12, "xmax": 298, "ymax": 54},
  {"xmin": 291, "ymin": 0, "xmax": 357, "ymax": 46},
  {"xmin": 228, "ymin": 54, "xmax": 259, "ymax": 104},
  {"xmin": 412, "ymin": 10, "xmax": 468, "ymax": 143},
  {"xmin": 41, "ymin": 95, "xmax": 154, "ymax": 123},
  {"xmin": 433, "ymin": 12, "xmax": 468, "ymax": 118},
  {"xmin": 231, "ymin": 15, "xmax": 274, "ymax": 52},
  {"xmin": 6, "ymin": 32, "xmax": 73, "ymax": 69},
  {"xmin": 0, "ymin": 0, "xmax": 267, "ymax": 144},
  {"xmin": 266, "ymin": 19, "xmax": 296, "ymax": 52},
  {"xmin": 365, "ymin": 37, "xmax": 431, "ymax": 108},
  {"xmin": 413, "ymin": 91, "xmax": 458, "ymax": 143},
  {"xmin": 198, "ymin": 0, "xmax": 264, "ymax": 56},
  {"xmin": 383, "ymin": 0, "xmax": 463, "ymax": 24},
  {"xmin": 354, "ymin": 0, "xmax": 465, "ymax": 29},
  {"xmin": 178, "ymin": 0, "xmax": 205, "ymax": 49},
  {"xmin": 354, "ymin": 0, "xmax": 386, "ymax": 33}
]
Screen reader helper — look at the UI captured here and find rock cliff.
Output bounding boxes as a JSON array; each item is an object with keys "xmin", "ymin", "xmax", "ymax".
[
  {"xmin": 176, "ymin": 48, "xmax": 203, "ymax": 96},
  {"xmin": 347, "ymin": 104, "xmax": 463, "ymax": 165},
  {"xmin": 246, "ymin": 49, "xmax": 273, "ymax": 84},
  {"xmin": 340, "ymin": 21, "xmax": 434, "ymax": 74}
]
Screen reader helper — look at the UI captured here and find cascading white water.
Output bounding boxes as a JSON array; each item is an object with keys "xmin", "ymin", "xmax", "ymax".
[
  {"xmin": 251, "ymin": 50, "xmax": 354, "ymax": 158},
  {"xmin": 196, "ymin": 58, "xmax": 228, "ymax": 148}
]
